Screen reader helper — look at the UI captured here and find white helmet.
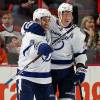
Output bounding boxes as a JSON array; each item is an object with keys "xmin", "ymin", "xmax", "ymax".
[
  {"xmin": 58, "ymin": 3, "xmax": 73, "ymax": 13},
  {"xmin": 33, "ymin": 8, "xmax": 51, "ymax": 21}
]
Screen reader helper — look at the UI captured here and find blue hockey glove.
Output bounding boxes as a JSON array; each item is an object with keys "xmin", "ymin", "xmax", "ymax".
[
  {"xmin": 74, "ymin": 63, "xmax": 88, "ymax": 85},
  {"xmin": 38, "ymin": 43, "xmax": 53, "ymax": 57}
]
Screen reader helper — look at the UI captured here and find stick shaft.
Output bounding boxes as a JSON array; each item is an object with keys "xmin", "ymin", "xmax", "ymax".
[{"xmin": 5, "ymin": 54, "xmax": 41, "ymax": 85}]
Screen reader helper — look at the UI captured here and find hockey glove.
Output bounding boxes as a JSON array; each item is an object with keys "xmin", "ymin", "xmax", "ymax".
[
  {"xmin": 74, "ymin": 63, "xmax": 88, "ymax": 85},
  {"xmin": 38, "ymin": 43, "xmax": 53, "ymax": 57}
]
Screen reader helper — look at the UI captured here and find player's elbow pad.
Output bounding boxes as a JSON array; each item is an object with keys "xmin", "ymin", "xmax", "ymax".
[{"xmin": 38, "ymin": 43, "xmax": 53, "ymax": 56}]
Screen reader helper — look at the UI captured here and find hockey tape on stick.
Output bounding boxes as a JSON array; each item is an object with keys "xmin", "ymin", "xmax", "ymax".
[{"xmin": 5, "ymin": 25, "xmax": 76, "ymax": 85}]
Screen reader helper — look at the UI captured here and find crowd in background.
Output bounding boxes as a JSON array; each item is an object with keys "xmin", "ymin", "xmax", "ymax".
[{"xmin": 0, "ymin": 0, "xmax": 100, "ymax": 65}]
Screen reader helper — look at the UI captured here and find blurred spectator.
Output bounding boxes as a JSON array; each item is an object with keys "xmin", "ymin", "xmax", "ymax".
[
  {"xmin": 6, "ymin": 36, "xmax": 21, "ymax": 54},
  {"xmin": 21, "ymin": 0, "xmax": 35, "ymax": 8},
  {"xmin": 0, "ymin": 36, "xmax": 8, "ymax": 65},
  {"xmin": 43, "ymin": 0, "xmax": 61, "ymax": 8},
  {"xmin": 0, "ymin": 10, "xmax": 22, "ymax": 64},
  {"xmin": 19, "ymin": 0, "xmax": 37, "ymax": 18},
  {"xmin": 96, "ymin": 16, "xmax": 100, "ymax": 48},
  {"xmin": 81, "ymin": 16, "xmax": 98, "ymax": 48},
  {"xmin": 81, "ymin": 16, "xmax": 99, "ymax": 64},
  {"xmin": 2, "ymin": 0, "xmax": 20, "ymax": 13},
  {"xmin": 0, "ymin": 11, "xmax": 22, "ymax": 43},
  {"xmin": 95, "ymin": 13, "xmax": 100, "ymax": 63},
  {"xmin": 2, "ymin": 0, "xmax": 37, "ymax": 18}
]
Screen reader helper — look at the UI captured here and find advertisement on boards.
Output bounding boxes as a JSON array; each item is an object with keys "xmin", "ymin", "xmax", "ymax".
[{"xmin": 0, "ymin": 65, "xmax": 100, "ymax": 100}]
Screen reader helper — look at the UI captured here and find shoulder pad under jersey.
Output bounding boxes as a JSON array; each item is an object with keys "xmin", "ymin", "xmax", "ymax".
[{"xmin": 24, "ymin": 22, "xmax": 45, "ymax": 36}]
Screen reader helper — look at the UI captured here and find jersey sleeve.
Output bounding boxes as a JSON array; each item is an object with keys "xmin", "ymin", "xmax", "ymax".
[
  {"xmin": 71, "ymin": 27, "xmax": 87, "ymax": 65},
  {"xmin": 20, "ymin": 22, "xmax": 47, "ymax": 59},
  {"xmin": 21, "ymin": 21, "xmax": 34, "ymax": 36}
]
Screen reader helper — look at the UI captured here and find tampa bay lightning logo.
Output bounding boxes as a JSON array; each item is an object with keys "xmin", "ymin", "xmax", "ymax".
[{"xmin": 53, "ymin": 41, "xmax": 64, "ymax": 50}]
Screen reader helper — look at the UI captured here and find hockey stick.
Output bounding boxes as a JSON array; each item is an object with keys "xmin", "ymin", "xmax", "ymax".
[
  {"xmin": 51, "ymin": 24, "xmax": 76, "ymax": 45},
  {"xmin": 5, "ymin": 54, "xmax": 42, "ymax": 85},
  {"xmin": 78, "ymin": 81, "xmax": 84, "ymax": 100},
  {"xmin": 5, "ymin": 25, "xmax": 76, "ymax": 85}
]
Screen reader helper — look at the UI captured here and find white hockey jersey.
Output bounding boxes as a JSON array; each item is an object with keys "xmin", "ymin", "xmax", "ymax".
[
  {"xmin": 49, "ymin": 16, "xmax": 87, "ymax": 69},
  {"xmin": 18, "ymin": 22, "xmax": 52, "ymax": 84}
]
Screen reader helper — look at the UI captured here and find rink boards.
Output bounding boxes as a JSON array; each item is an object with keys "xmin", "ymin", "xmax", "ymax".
[{"xmin": 0, "ymin": 65, "xmax": 100, "ymax": 100}]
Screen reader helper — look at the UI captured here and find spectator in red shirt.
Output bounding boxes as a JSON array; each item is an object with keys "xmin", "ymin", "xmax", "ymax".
[{"xmin": 0, "ymin": 36, "xmax": 8, "ymax": 65}]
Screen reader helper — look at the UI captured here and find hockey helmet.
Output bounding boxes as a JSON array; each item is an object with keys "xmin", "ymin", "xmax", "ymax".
[
  {"xmin": 33, "ymin": 8, "xmax": 51, "ymax": 21},
  {"xmin": 58, "ymin": 3, "xmax": 73, "ymax": 13}
]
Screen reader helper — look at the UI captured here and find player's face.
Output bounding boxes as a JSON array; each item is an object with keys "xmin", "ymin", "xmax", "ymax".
[
  {"xmin": 2, "ymin": 14, "xmax": 13, "ymax": 27},
  {"xmin": 40, "ymin": 16, "xmax": 51, "ymax": 31},
  {"xmin": 59, "ymin": 11, "xmax": 73, "ymax": 27}
]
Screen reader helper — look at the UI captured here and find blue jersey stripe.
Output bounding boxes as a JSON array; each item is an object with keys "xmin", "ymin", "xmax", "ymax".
[
  {"xmin": 74, "ymin": 50, "xmax": 87, "ymax": 58},
  {"xmin": 17, "ymin": 69, "xmax": 51, "ymax": 78},
  {"xmin": 51, "ymin": 59, "xmax": 73, "ymax": 64}
]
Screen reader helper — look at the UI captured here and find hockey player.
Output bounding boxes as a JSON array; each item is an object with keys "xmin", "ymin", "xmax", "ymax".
[
  {"xmin": 49, "ymin": 3, "xmax": 88, "ymax": 100},
  {"xmin": 17, "ymin": 8, "xmax": 55, "ymax": 100}
]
